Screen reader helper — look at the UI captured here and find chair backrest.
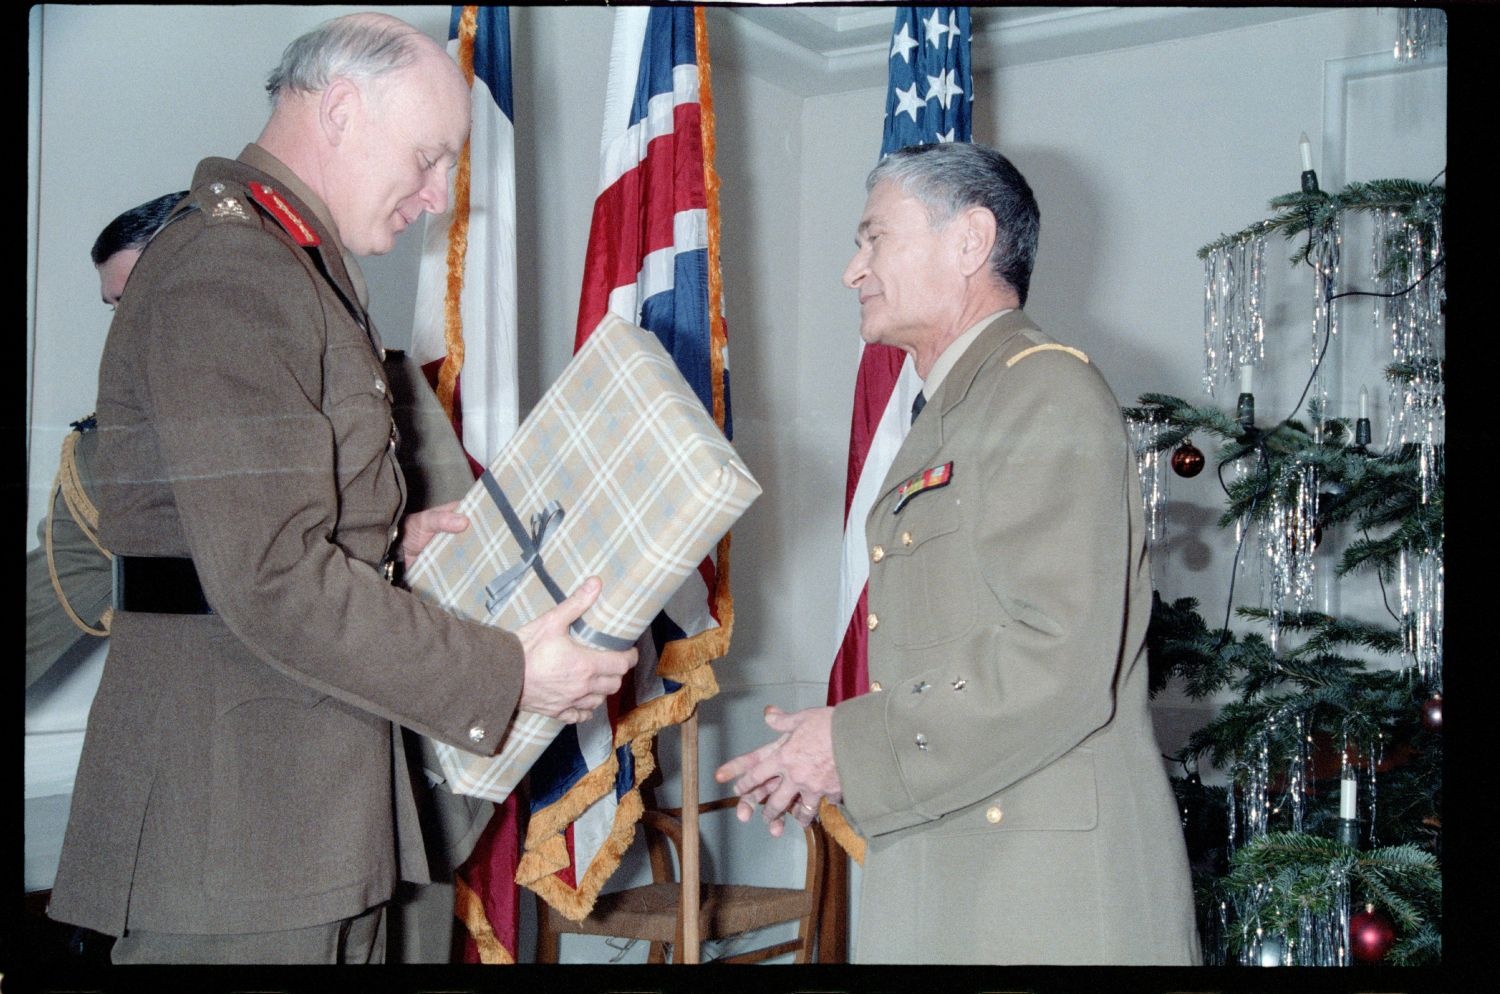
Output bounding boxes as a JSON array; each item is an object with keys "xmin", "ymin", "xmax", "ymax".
[{"xmin": 533, "ymin": 719, "xmax": 827, "ymax": 963}]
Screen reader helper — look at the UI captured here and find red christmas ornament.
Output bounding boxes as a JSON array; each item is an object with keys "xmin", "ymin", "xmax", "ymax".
[
  {"xmin": 1350, "ymin": 904, "xmax": 1397, "ymax": 963},
  {"xmin": 1171, "ymin": 441, "xmax": 1205, "ymax": 477},
  {"xmin": 1420, "ymin": 693, "xmax": 1442, "ymax": 731}
]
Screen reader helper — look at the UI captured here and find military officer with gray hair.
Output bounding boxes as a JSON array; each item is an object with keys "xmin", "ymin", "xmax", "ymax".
[
  {"xmin": 47, "ymin": 12, "xmax": 636, "ymax": 963},
  {"xmin": 717, "ymin": 141, "xmax": 1200, "ymax": 964}
]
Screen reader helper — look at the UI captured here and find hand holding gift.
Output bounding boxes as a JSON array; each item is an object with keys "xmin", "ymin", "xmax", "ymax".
[{"xmin": 516, "ymin": 575, "xmax": 637, "ymax": 724}]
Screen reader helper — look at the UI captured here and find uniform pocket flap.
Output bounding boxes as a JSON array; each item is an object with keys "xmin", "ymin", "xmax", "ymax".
[{"xmin": 927, "ymin": 750, "xmax": 1098, "ymax": 836}]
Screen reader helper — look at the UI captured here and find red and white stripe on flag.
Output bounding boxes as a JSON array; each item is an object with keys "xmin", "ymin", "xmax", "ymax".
[
  {"xmin": 518, "ymin": 5, "xmax": 731, "ymax": 924},
  {"xmin": 829, "ymin": 5, "xmax": 972, "ymax": 707},
  {"xmin": 824, "ymin": 9, "xmax": 972, "ymax": 861}
]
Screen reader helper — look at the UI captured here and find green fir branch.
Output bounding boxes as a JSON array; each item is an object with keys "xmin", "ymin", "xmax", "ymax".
[
  {"xmin": 1200, "ymin": 179, "xmax": 1445, "ymax": 263},
  {"xmin": 1239, "ymin": 610, "xmax": 1406, "ymax": 657},
  {"xmin": 1387, "ymin": 924, "xmax": 1441, "ymax": 966},
  {"xmin": 1222, "ymin": 834, "xmax": 1439, "ymax": 947},
  {"xmin": 1350, "ymin": 843, "xmax": 1442, "ymax": 932}
]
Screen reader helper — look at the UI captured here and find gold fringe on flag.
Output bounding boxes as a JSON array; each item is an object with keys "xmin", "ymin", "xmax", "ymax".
[
  {"xmin": 516, "ymin": 5, "xmax": 737, "ymax": 924},
  {"xmin": 818, "ymin": 800, "xmax": 868, "ymax": 864},
  {"xmin": 453, "ymin": 873, "xmax": 515, "ymax": 964},
  {"xmin": 444, "ymin": 6, "xmax": 507, "ymax": 964},
  {"xmin": 436, "ymin": 4, "xmax": 479, "ymax": 422},
  {"xmin": 699, "ymin": 3, "xmax": 728, "ymax": 431}
]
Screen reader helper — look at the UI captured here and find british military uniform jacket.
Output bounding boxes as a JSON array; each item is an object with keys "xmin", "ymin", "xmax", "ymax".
[
  {"xmin": 830, "ymin": 311, "xmax": 1200, "ymax": 964},
  {"xmin": 49, "ymin": 147, "xmax": 523, "ymax": 937}
]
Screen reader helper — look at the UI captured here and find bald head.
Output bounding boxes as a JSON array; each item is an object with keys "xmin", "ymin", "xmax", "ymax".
[{"xmin": 257, "ymin": 13, "xmax": 470, "ymax": 256}]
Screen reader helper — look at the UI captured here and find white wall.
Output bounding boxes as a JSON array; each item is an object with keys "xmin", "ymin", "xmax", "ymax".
[{"xmin": 26, "ymin": 3, "xmax": 1444, "ymax": 962}]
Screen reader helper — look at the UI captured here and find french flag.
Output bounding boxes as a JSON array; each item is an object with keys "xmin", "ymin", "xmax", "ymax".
[{"xmin": 520, "ymin": 4, "xmax": 733, "ymax": 922}]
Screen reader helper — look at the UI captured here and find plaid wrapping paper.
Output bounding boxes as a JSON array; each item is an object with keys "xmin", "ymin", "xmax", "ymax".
[{"xmin": 405, "ymin": 314, "xmax": 760, "ymax": 801}]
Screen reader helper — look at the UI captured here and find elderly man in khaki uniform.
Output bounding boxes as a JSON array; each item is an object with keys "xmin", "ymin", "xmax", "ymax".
[
  {"xmin": 718, "ymin": 142, "xmax": 1200, "ymax": 964},
  {"xmin": 47, "ymin": 13, "xmax": 636, "ymax": 964}
]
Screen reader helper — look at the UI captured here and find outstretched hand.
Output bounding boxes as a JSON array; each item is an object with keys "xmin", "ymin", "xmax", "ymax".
[{"xmin": 714, "ymin": 705, "xmax": 841, "ymax": 837}]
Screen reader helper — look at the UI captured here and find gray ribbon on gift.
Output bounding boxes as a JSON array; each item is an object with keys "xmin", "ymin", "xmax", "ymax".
[{"xmin": 477, "ymin": 469, "xmax": 634, "ymax": 652}]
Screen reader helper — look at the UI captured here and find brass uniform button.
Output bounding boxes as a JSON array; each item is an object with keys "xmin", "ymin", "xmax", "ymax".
[
  {"xmin": 867, "ymin": 613, "xmax": 879, "ymax": 631},
  {"xmin": 871, "ymin": 544, "xmax": 885, "ymax": 563},
  {"xmin": 986, "ymin": 805, "xmax": 1003, "ymax": 824},
  {"xmin": 901, "ymin": 531, "xmax": 913, "ymax": 547},
  {"xmin": 870, "ymin": 681, "xmax": 884, "ymax": 693},
  {"xmin": 469, "ymin": 725, "xmax": 487, "ymax": 744}
]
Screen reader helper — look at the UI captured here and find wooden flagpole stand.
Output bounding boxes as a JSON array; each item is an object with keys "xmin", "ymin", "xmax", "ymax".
[{"xmin": 679, "ymin": 708, "xmax": 701, "ymax": 962}]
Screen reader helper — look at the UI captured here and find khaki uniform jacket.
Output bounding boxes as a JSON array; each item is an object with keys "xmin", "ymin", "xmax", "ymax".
[
  {"xmin": 832, "ymin": 311, "xmax": 1199, "ymax": 964},
  {"xmin": 49, "ymin": 152, "xmax": 521, "ymax": 937}
]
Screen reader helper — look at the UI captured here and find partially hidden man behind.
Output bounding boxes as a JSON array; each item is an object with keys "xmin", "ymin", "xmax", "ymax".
[
  {"xmin": 26, "ymin": 192, "xmax": 185, "ymax": 693},
  {"xmin": 47, "ymin": 13, "xmax": 637, "ymax": 964},
  {"xmin": 716, "ymin": 142, "xmax": 1200, "ymax": 964}
]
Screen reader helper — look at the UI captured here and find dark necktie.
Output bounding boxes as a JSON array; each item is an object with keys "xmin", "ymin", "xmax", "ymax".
[{"xmin": 910, "ymin": 391, "xmax": 927, "ymax": 425}]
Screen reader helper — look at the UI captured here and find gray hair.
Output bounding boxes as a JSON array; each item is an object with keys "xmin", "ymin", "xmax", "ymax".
[
  {"xmin": 868, "ymin": 142, "xmax": 1040, "ymax": 307},
  {"xmin": 265, "ymin": 14, "xmax": 425, "ymax": 103}
]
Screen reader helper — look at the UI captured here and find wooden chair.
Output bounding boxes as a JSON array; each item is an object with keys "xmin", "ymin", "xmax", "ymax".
[{"xmin": 534, "ymin": 713, "xmax": 827, "ymax": 964}]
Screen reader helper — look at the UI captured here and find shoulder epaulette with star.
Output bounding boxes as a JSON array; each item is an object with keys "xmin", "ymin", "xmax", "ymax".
[{"xmin": 196, "ymin": 179, "xmax": 255, "ymax": 228}]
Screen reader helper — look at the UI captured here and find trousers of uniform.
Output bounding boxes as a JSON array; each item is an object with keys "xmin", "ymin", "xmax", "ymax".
[{"xmin": 109, "ymin": 903, "xmax": 387, "ymax": 964}]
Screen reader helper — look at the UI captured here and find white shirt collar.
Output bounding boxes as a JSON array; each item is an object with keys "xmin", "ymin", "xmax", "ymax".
[{"xmin": 920, "ymin": 309, "xmax": 1013, "ymax": 400}]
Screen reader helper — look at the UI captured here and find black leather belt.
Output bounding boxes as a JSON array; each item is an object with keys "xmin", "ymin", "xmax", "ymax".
[
  {"xmin": 113, "ymin": 555, "xmax": 214, "ymax": 615},
  {"xmin": 113, "ymin": 552, "xmax": 400, "ymax": 615}
]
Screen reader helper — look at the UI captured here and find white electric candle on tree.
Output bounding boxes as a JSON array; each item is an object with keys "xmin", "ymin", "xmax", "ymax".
[
  {"xmin": 1240, "ymin": 364, "xmax": 1254, "ymax": 395},
  {"xmin": 1340, "ymin": 769, "xmax": 1358, "ymax": 820},
  {"xmin": 1360, "ymin": 385, "xmax": 1369, "ymax": 419},
  {"xmin": 1300, "ymin": 133, "xmax": 1313, "ymax": 173}
]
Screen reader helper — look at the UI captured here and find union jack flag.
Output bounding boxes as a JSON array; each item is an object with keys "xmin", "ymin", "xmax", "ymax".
[{"xmin": 518, "ymin": 4, "xmax": 732, "ymax": 923}]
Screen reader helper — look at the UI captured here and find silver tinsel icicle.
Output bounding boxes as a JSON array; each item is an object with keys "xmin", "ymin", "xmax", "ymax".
[
  {"xmin": 1377, "ymin": 207, "xmax": 1445, "ymax": 463},
  {"xmin": 1400, "ymin": 548, "xmax": 1444, "ymax": 687},
  {"xmin": 1309, "ymin": 217, "xmax": 1343, "ymax": 417},
  {"xmin": 1395, "ymin": 8, "xmax": 1447, "ymax": 63},
  {"xmin": 1374, "ymin": 206, "xmax": 1444, "ymax": 686},
  {"xmin": 1127, "ymin": 410, "xmax": 1170, "ymax": 558},
  {"xmin": 1261, "ymin": 460, "xmax": 1319, "ymax": 652},
  {"xmin": 1203, "ymin": 230, "xmax": 1267, "ymax": 398}
]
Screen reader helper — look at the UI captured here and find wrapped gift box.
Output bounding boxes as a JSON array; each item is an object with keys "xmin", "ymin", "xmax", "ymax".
[{"xmin": 405, "ymin": 314, "xmax": 759, "ymax": 801}]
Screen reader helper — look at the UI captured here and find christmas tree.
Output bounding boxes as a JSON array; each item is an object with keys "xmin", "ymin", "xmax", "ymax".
[{"xmin": 1126, "ymin": 168, "xmax": 1445, "ymax": 966}]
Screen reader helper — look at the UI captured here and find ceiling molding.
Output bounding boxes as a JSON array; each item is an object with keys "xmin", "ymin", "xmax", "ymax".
[{"xmin": 707, "ymin": 5, "xmax": 1332, "ymax": 96}]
